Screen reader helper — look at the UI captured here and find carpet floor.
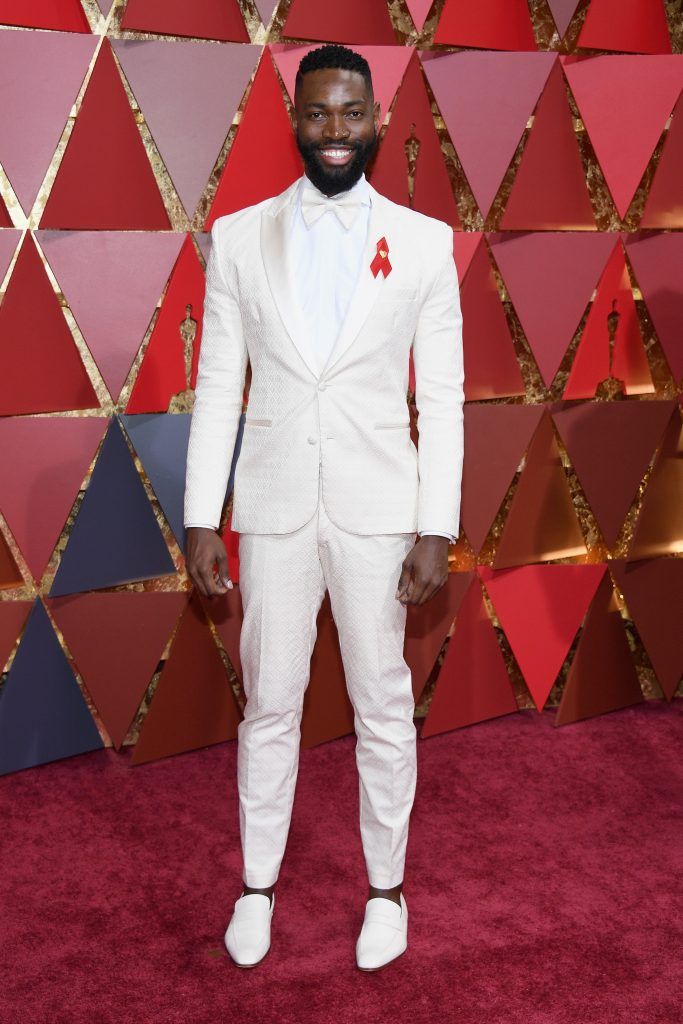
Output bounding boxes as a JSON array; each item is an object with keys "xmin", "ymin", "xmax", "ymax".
[{"xmin": 2, "ymin": 700, "xmax": 682, "ymax": 1024}]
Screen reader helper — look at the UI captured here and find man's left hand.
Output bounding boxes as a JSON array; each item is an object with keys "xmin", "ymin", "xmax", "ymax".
[{"xmin": 396, "ymin": 535, "xmax": 450, "ymax": 606}]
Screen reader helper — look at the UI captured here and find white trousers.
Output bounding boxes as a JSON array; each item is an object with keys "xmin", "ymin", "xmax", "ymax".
[{"xmin": 236, "ymin": 473, "xmax": 417, "ymax": 889}]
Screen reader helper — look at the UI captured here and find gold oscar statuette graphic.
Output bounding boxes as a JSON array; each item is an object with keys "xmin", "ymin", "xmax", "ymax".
[
  {"xmin": 168, "ymin": 303, "xmax": 198, "ymax": 413},
  {"xmin": 595, "ymin": 298, "xmax": 626, "ymax": 400},
  {"xmin": 404, "ymin": 122, "xmax": 420, "ymax": 210}
]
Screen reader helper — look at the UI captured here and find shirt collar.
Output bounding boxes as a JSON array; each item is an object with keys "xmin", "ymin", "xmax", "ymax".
[{"xmin": 300, "ymin": 170, "xmax": 371, "ymax": 206}]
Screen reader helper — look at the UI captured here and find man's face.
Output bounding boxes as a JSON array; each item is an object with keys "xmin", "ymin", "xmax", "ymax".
[{"xmin": 294, "ymin": 68, "xmax": 382, "ymax": 196}]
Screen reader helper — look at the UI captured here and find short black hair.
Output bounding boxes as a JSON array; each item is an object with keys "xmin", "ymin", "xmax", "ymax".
[{"xmin": 294, "ymin": 44, "xmax": 373, "ymax": 103}]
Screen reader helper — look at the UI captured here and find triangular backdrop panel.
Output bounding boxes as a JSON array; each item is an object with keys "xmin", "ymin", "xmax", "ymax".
[
  {"xmin": 207, "ymin": 47, "xmax": 302, "ymax": 226},
  {"xmin": 611, "ymin": 558, "xmax": 683, "ymax": 700},
  {"xmin": 0, "ymin": 600, "xmax": 103, "ymax": 777},
  {"xmin": 0, "ymin": 532, "xmax": 23, "ymax": 588},
  {"xmin": 501, "ymin": 59, "xmax": 595, "ymax": 229},
  {"xmin": 369, "ymin": 51, "xmax": 461, "ymax": 226},
  {"xmin": 404, "ymin": 572, "xmax": 472, "ymax": 703},
  {"xmin": 0, "ymin": 416, "xmax": 108, "ymax": 582},
  {"xmin": 641, "ymin": 90, "xmax": 683, "ymax": 228},
  {"xmin": 121, "ymin": 413, "xmax": 244, "ymax": 552},
  {"xmin": 421, "ymin": 575, "xmax": 518, "ymax": 737},
  {"xmin": 625, "ymin": 231, "xmax": 683, "ymax": 383},
  {"xmin": 563, "ymin": 239, "xmax": 653, "ymax": 399},
  {"xmin": 281, "ymin": 0, "xmax": 397, "ymax": 44},
  {"xmin": 126, "ymin": 236, "xmax": 208, "ymax": 413},
  {"xmin": 554, "ymin": 572, "xmax": 644, "ymax": 726},
  {"xmin": 461, "ymin": 404, "xmax": 545, "ymax": 553},
  {"xmin": 272, "ymin": 43, "xmax": 413, "ymax": 123},
  {"xmin": 480, "ymin": 563, "xmax": 606, "ymax": 711},
  {"xmin": 38, "ymin": 230, "xmax": 185, "ymax": 401},
  {"xmin": 203, "ymin": 587, "xmax": 244, "ymax": 686},
  {"xmin": 40, "ymin": 39, "xmax": 170, "ymax": 230},
  {"xmin": 405, "ymin": 0, "xmax": 433, "ymax": 33},
  {"xmin": 0, "ymin": 29, "xmax": 97, "ymax": 215},
  {"xmin": 254, "ymin": 0, "xmax": 278, "ymax": 29},
  {"xmin": 488, "ymin": 231, "xmax": 615, "ymax": 387},
  {"xmin": 547, "ymin": 0, "xmax": 581, "ymax": 39},
  {"xmin": 120, "ymin": 0, "xmax": 249, "ymax": 42},
  {"xmin": 420, "ymin": 50, "xmax": 555, "ymax": 218},
  {"xmin": 459, "ymin": 238, "xmax": 525, "ymax": 401},
  {"xmin": 552, "ymin": 400, "xmax": 676, "ymax": 547},
  {"xmin": 131, "ymin": 590, "xmax": 241, "ymax": 766},
  {"xmin": 493, "ymin": 411, "xmax": 587, "ymax": 568},
  {"xmin": 112, "ymin": 39, "xmax": 260, "ymax": 220},
  {"xmin": 434, "ymin": 0, "xmax": 537, "ymax": 50},
  {"xmin": 577, "ymin": 0, "xmax": 672, "ymax": 55},
  {"xmin": 0, "ymin": 228, "xmax": 20, "ymax": 282},
  {"xmin": 0, "ymin": 601, "xmax": 33, "ymax": 672},
  {"xmin": 49, "ymin": 416, "xmax": 176, "ymax": 597},
  {"xmin": 628, "ymin": 407, "xmax": 683, "ymax": 560},
  {"xmin": 561, "ymin": 55, "xmax": 683, "ymax": 218},
  {"xmin": 0, "ymin": 1, "xmax": 90, "ymax": 32},
  {"xmin": 0, "ymin": 233, "xmax": 99, "ymax": 415},
  {"xmin": 48, "ymin": 591, "xmax": 188, "ymax": 749}
]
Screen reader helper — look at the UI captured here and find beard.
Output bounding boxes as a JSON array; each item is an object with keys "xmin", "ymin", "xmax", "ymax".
[{"xmin": 295, "ymin": 127, "xmax": 378, "ymax": 196}]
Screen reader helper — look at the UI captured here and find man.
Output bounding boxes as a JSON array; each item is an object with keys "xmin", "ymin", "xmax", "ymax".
[{"xmin": 184, "ymin": 43, "xmax": 464, "ymax": 971}]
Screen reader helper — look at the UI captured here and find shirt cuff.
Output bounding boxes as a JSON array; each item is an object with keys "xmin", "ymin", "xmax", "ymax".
[{"xmin": 419, "ymin": 530, "xmax": 456, "ymax": 542}]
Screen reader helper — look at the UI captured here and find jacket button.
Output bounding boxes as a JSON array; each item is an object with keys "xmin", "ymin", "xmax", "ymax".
[
  {"xmin": 307, "ymin": 435, "xmax": 317, "ymax": 444},
  {"xmin": 318, "ymin": 382, "xmax": 327, "ymax": 391}
]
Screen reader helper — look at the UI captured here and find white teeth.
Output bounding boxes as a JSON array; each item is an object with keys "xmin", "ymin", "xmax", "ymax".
[{"xmin": 322, "ymin": 149, "xmax": 351, "ymax": 157}]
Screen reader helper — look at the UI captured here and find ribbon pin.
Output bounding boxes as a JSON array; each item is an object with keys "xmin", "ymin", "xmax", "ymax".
[{"xmin": 370, "ymin": 236, "xmax": 392, "ymax": 279}]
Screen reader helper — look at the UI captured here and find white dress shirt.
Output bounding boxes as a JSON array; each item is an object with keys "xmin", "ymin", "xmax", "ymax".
[{"xmin": 187, "ymin": 170, "xmax": 454, "ymax": 543}]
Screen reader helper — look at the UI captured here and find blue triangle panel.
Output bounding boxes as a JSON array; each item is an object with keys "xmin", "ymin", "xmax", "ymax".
[
  {"xmin": 0, "ymin": 600, "xmax": 103, "ymax": 776},
  {"xmin": 121, "ymin": 411, "xmax": 245, "ymax": 553},
  {"xmin": 49, "ymin": 416, "xmax": 176, "ymax": 597}
]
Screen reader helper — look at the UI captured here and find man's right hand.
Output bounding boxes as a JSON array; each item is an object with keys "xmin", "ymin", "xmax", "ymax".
[{"xmin": 185, "ymin": 527, "xmax": 233, "ymax": 598}]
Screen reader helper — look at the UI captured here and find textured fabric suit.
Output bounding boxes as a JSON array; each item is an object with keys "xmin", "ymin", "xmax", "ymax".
[{"xmin": 184, "ymin": 173, "xmax": 464, "ymax": 888}]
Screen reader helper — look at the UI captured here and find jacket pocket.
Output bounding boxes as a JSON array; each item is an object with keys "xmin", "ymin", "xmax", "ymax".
[
  {"xmin": 374, "ymin": 419, "xmax": 410, "ymax": 430},
  {"xmin": 244, "ymin": 416, "xmax": 272, "ymax": 427}
]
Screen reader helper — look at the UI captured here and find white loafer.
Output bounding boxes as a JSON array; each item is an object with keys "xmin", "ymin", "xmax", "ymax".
[
  {"xmin": 356, "ymin": 892, "xmax": 408, "ymax": 970},
  {"xmin": 224, "ymin": 891, "xmax": 275, "ymax": 967}
]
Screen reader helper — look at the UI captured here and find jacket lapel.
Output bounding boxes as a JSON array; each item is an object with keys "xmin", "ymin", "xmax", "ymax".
[
  {"xmin": 260, "ymin": 175, "xmax": 391, "ymax": 380},
  {"xmin": 323, "ymin": 183, "xmax": 389, "ymax": 375}
]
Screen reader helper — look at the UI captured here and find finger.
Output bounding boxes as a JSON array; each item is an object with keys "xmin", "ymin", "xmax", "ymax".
[
  {"xmin": 198, "ymin": 562, "xmax": 224, "ymax": 598},
  {"xmin": 395, "ymin": 561, "xmax": 412, "ymax": 599},
  {"xmin": 215, "ymin": 548, "xmax": 233, "ymax": 590},
  {"xmin": 408, "ymin": 575, "xmax": 430, "ymax": 606}
]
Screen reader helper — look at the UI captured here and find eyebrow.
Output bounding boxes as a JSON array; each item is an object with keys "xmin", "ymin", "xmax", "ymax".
[{"xmin": 304, "ymin": 100, "xmax": 366, "ymax": 109}]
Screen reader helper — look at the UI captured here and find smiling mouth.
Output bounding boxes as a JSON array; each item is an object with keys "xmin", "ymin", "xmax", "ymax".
[{"xmin": 318, "ymin": 147, "xmax": 356, "ymax": 165}]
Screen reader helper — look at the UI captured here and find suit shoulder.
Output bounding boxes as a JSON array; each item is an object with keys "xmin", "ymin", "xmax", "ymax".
[
  {"xmin": 210, "ymin": 193, "xmax": 274, "ymax": 239},
  {"xmin": 381, "ymin": 194, "xmax": 453, "ymax": 250}
]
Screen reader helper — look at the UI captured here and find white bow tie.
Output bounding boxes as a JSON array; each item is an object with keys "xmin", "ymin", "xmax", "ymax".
[{"xmin": 300, "ymin": 189, "xmax": 365, "ymax": 230}]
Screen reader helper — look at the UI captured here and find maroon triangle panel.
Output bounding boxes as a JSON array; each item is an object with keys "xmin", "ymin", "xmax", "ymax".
[
  {"xmin": 552, "ymin": 401, "xmax": 676, "ymax": 548},
  {"xmin": 421, "ymin": 576, "xmax": 518, "ymax": 738},
  {"xmin": 132, "ymin": 591, "xmax": 241, "ymax": 766},
  {"xmin": 120, "ymin": 0, "xmax": 249, "ymax": 42},
  {"xmin": 0, "ymin": 234, "xmax": 99, "ymax": 415},
  {"xmin": 40, "ymin": 40, "xmax": 170, "ymax": 229},
  {"xmin": 369, "ymin": 52, "xmax": 461, "ymax": 227},
  {"xmin": 282, "ymin": 0, "xmax": 397, "ymax": 44},
  {"xmin": 48, "ymin": 592, "xmax": 188, "ymax": 750},
  {"xmin": 404, "ymin": 572, "xmax": 472, "ymax": 703},
  {"xmin": 555, "ymin": 573, "xmax": 644, "ymax": 726},
  {"xmin": 461, "ymin": 405, "xmax": 544, "ymax": 554},
  {"xmin": 610, "ymin": 559, "xmax": 683, "ymax": 701}
]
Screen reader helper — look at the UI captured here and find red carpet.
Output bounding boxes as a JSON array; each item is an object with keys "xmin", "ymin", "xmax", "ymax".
[{"xmin": 2, "ymin": 700, "xmax": 682, "ymax": 1023}]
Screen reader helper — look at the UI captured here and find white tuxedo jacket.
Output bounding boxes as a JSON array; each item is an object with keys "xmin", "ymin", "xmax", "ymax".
[{"xmin": 184, "ymin": 174, "xmax": 465, "ymax": 537}]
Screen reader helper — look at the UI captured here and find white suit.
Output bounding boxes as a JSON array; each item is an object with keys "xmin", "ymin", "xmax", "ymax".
[{"xmin": 184, "ymin": 172, "xmax": 464, "ymax": 888}]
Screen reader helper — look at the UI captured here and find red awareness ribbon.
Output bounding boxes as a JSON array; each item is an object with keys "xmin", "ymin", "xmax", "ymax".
[{"xmin": 370, "ymin": 236, "xmax": 392, "ymax": 278}]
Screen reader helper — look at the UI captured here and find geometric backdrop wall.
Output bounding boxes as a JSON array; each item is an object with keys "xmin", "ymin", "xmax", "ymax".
[{"xmin": 0, "ymin": 0, "xmax": 681, "ymax": 775}]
